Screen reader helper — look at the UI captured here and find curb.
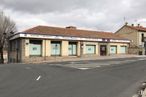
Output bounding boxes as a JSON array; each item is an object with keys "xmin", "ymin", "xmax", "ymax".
[{"xmin": 133, "ymin": 82, "xmax": 146, "ymax": 97}]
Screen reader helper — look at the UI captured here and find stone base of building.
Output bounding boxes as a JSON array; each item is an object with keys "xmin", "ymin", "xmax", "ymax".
[
  {"xmin": 9, "ymin": 54, "xmax": 134, "ymax": 64},
  {"xmin": 128, "ymin": 47, "xmax": 145, "ymax": 55}
]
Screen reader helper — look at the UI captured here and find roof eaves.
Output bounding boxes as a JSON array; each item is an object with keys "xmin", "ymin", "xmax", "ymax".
[
  {"xmin": 137, "ymin": 29, "xmax": 146, "ymax": 32},
  {"xmin": 22, "ymin": 32, "xmax": 129, "ymax": 40}
]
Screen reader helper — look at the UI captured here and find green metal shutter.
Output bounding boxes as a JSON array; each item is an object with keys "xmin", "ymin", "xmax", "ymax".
[
  {"xmin": 29, "ymin": 40, "xmax": 42, "ymax": 56},
  {"xmin": 51, "ymin": 42, "xmax": 61, "ymax": 56},
  {"xmin": 110, "ymin": 46, "xmax": 117, "ymax": 54},
  {"xmin": 86, "ymin": 45, "xmax": 96, "ymax": 54}
]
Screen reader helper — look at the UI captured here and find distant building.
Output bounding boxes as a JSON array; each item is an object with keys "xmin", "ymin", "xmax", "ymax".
[
  {"xmin": 116, "ymin": 23, "xmax": 146, "ymax": 55},
  {"xmin": 9, "ymin": 25, "xmax": 130, "ymax": 63}
]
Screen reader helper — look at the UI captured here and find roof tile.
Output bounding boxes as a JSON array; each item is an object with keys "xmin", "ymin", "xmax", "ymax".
[
  {"xmin": 23, "ymin": 25, "xmax": 128, "ymax": 40},
  {"xmin": 126, "ymin": 25, "xmax": 146, "ymax": 32}
]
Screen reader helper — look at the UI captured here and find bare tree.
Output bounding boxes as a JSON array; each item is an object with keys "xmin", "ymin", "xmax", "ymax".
[{"xmin": 0, "ymin": 11, "xmax": 17, "ymax": 63}]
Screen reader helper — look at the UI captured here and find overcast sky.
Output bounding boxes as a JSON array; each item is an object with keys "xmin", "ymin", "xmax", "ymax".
[{"xmin": 0, "ymin": 0, "xmax": 146, "ymax": 32}]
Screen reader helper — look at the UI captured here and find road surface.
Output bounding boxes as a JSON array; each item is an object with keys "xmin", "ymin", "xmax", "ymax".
[{"xmin": 0, "ymin": 57, "xmax": 146, "ymax": 97}]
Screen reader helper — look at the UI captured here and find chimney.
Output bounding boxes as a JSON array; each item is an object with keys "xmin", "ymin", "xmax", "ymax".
[
  {"xmin": 125, "ymin": 22, "xmax": 128, "ymax": 25},
  {"xmin": 131, "ymin": 24, "xmax": 134, "ymax": 26},
  {"xmin": 66, "ymin": 26, "xmax": 76, "ymax": 30}
]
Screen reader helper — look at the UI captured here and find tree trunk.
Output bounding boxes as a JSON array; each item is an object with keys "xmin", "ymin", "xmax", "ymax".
[{"xmin": 0, "ymin": 47, "xmax": 4, "ymax": 64}]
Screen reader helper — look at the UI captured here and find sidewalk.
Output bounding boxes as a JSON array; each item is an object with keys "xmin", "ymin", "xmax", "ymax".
[
  {"xmin": 47, "ymin": 54, "xmax": 146, "ymax": 70},
  {"xmin": 42, "ymin": 54, "xmax": 146, "ymax": 63}
]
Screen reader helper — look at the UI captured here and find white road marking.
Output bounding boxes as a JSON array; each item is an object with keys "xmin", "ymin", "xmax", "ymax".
[
  {"xmin": 25, "ymin": 67, "xmax": 31, "ymax": 69},
  {"xmin": 78, "ymin": 68, "xmax": 89, "ymax": 70},
  {"xmin": 138, "ymin": 59, "xmax": 145, "ymax": 61},
  {"xmin": 96, "ymin": 66, "xmax": 101, "ymax": 67},
  {"xmin": 36, "ymin": 75, "xmax": 41, "ymax": 81},
  {"xmin": 70, "ymin": 62, "xmax": 76, "ymax": 64}
]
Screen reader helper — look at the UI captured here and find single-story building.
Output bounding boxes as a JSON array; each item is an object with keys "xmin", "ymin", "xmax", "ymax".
[{"xmin": 9, "ymin": 25, "xmax": 130, "ymax": 63}]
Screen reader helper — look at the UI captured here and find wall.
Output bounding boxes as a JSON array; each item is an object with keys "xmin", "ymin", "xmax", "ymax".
[
  {"xmin": 61, "ymin": 41, "xmax": 69, "ymax": 56},
  {"xmin": 41, "ymin": 40, "xmax": 51, "ymax": 57},
  {"xmin": 77, "ymin": 41, "xmax": 81, "ymax": 56},
  {"xmin": 9, "ymin": 39, "xmax": 22, "ymax": 63},
  {"xmin": 108, "ymin": 43, "xmax": 129, "ymax": 54},
  {"xmin": 128, "ymin": 47, "xmax": 142, "ymax": 55},
  {"xmin": 19, "ymin": 39, "xmax": 81, "ymax": 63},
  {"xmin": 116, "ymin": 25, "xmax": 146, "ymax": 55},
  {"xmin": 21, "ymin": 38, "xmax": 29, "ymax": 63},
  {"xmin": 9, "ymin": 38, "xmax": 129, "ymax": 63},
  {"xmin": 116, "ymin": 26, "xmax": 139, "ymax": 46},
  {"xmin": 138, "ymin": 31, "xmax": 146, "ymax": 47},
  {"xmin": 83, "ymin": 42, "xmax": 99, "ymax": 55}
]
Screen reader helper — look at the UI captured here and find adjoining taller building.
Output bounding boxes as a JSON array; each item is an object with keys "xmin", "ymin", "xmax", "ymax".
[
  {"xmin": 116, "ymin": 23, "xmax": 146, "ymax": 55},
  {"xmin": 9, "ymin": 25, "xmax": 130, "ymax": 63}
]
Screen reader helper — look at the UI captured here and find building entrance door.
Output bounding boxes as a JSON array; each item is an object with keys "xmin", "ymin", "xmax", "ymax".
[{"xmin": 100, "ymin": 45, "xmax": 107, "ymax": 56}]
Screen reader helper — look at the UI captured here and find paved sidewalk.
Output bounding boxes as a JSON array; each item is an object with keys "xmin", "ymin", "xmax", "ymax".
[
  {"xmin": 43, "ymin": 54, "xmax": 146, "ymax": 63},
  {"xmin": 48, "ymin": 55, "xmax": 146, "ymax": 70},
  {"xmin": 81, "ymin": 54, "xmax": 146, "ymax": 60}
]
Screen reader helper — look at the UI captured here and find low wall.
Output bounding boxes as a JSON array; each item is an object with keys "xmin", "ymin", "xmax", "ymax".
[{"xmin": 128, "ymin": 47, "xmax": 143, "ymax": 55}]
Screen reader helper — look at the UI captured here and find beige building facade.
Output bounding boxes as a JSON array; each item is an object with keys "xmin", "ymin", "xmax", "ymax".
[
  {"xmin": 9, "ymin": 26, "xmax": 130, "ymax": 63},
  {"xmin": 116, "ymin": 23, "xmax": 146, "ymax": 55}
]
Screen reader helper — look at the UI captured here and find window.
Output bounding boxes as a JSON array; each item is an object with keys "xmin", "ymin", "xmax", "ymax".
[
  {"xmin": 85, "ymin": 45, "xmax": 96, "ymax": 54},
  {"xmin": 69, "ymin": 42, "xmax": 77, "ymax": 56},
  {"xmin": 29, "ymin": 40, "xmax": 42, "ymax": 56},
  {"xmin": 51, "ymin": 41, "xmax": 61, "ymax": 56},
  {"xmin": 120, "ymin": 46, "xmax": 127, "ymax": 54},
  {"xmin": 110, "ymin": 46, "xmax": 117, "ymax": 54},
  {"xmin": 142, "ymin": 33, "xmax": 144, "ymax": 42}
]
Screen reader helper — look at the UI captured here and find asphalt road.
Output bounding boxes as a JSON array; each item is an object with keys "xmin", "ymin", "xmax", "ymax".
[{"xmin": 0, "ymin": 57, "xmax": 146, "ymax": 97}]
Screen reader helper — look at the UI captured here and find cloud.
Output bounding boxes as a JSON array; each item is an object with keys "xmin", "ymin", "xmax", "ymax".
[{"xmin": 0, "ymin": 0, "xmax": 146, "ymax": 32}]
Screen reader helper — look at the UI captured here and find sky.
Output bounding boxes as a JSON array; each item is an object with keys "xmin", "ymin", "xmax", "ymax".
[{"xmin": 0, "ymin": 0, "xmax": 146, "ymax": 32}]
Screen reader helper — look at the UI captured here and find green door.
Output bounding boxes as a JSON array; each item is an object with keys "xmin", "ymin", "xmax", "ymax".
[
  {"xmin": 110, "ymin": 46, "xmax": 117, "ymax": 54},
  {"xmin": 69, "ymin": 43, "xmax": 77, "ymax": 56},
  {"xmin": 51, "ymin": 42, "xmax": 61, "ymax": 56},
  {"xmin": 86, "ymin": 45, "xmax": 96, "ymax": 54},
  {"xmin": 29, "ymin": 40, "xmax": 42, "ymax": 56}
]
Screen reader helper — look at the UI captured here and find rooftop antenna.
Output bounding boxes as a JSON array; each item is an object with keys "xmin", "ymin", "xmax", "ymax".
[{"xmin": 123, "ymin": 17, "xmax": 128, "ymax": 25}]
